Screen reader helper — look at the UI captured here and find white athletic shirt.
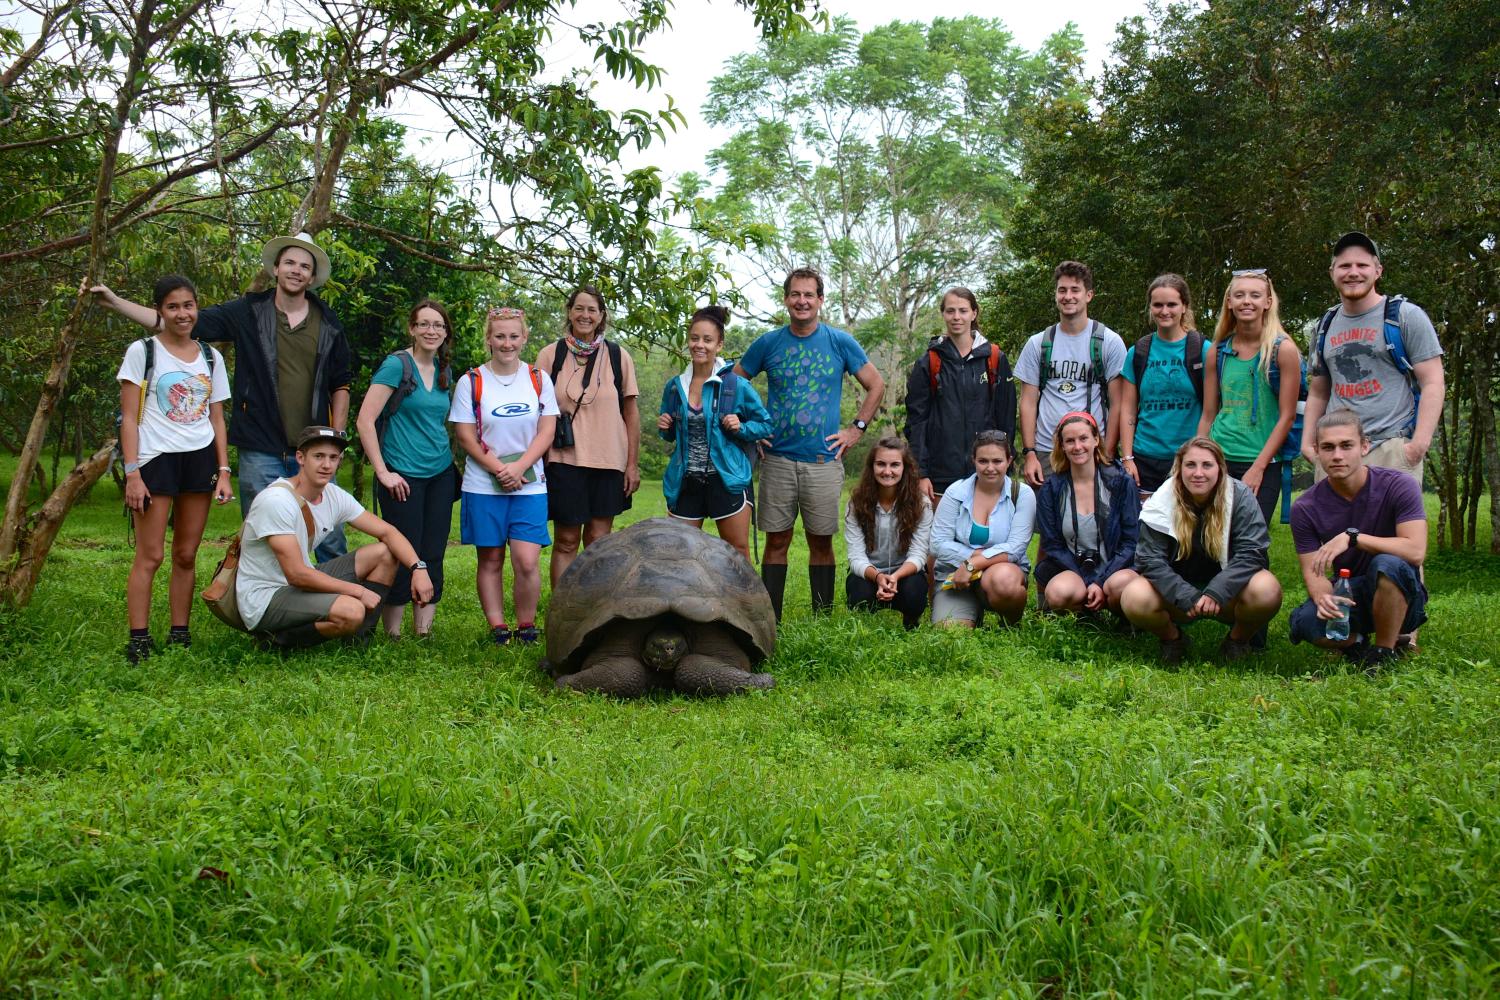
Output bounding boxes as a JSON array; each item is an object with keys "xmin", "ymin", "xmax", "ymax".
[
  {"xmin": 448, "ymin": 365, "xmax": 557, "ymax": 497},
  {"xmin": 236, "ymin": 479, "xmax": 365, "ymax": 630},
  {"xmin": 115, "ymin": 337, "xmax": 230, "ymax": 465}
]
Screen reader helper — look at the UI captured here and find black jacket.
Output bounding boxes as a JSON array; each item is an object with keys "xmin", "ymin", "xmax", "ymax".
[
  {"xmin": 903, "ymin": 335, "xmax": 1015, "ymax": 492},
  {"xmin": 194, "ymin": 289, "xmax": 351, "ymax": 453},
  {"xmin": 1135, "ymin": 479, "xmax": 1270, "ymax": 611},
  {"xmin": 1035, "ymin": 463, "xmax": 1140, "ymax": 585}
]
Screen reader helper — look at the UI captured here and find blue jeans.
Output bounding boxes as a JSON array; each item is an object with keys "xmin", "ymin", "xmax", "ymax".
[
  {"xmin": 238, "ymin": 449, "xmax": 347, "ymax": 563},
  {"xmin": 1289, "ymin": 554, "xmax": 1427, "ymax": 644}
]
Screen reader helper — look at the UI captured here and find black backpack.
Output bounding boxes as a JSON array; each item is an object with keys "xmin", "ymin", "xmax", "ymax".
[
  {"xmin": 1130, "ymin": 330, "xmax": 1205, "ymax": 404},
  {"xmin": 373, "ymin": 350, "xmax": 451, "ymax": 446},
  {"xmin": 1039, "ymin": 321, "xmax": 1107, "ymax": 421}
]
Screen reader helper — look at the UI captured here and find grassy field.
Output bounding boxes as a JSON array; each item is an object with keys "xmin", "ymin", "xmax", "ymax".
[{"xmin": 1, "ymin": 465, "xmax": 1498, "ymax": 997}]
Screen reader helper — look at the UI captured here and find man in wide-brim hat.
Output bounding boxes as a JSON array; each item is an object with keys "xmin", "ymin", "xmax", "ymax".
[{"xmin": 89, "ymin": 231, "xmax": 354, "ymax": 562}]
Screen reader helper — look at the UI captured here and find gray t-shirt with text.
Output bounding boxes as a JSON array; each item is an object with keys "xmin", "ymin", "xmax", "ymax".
[
  {"xmin": 1311, "ymin": 296, "xmax": 1442, "ymax": 443},
  {"xmin": 1014, "ymin": 321, "xmax": 1127, "ymax": 451}
]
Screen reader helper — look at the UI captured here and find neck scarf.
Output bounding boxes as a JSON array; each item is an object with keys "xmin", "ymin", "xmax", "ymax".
[{"xmin": 565, "ymin": 333, "xmax": 602, "ymax": 360}]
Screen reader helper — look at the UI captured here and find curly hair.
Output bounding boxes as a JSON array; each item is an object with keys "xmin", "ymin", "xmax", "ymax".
[{"xmin": 849, "ymin": 437, "xmax": 927, "ymax": 554}]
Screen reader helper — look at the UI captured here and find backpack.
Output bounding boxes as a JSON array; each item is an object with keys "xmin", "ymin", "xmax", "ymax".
[
  {"xmin": 1130, "ymin": 330, "xmax": 1205, "ymax": 404},
  {"xmin": 373, "ymin": 350, "xmax": 451, "ymax": 446},
  {"xmin": 467, "ymin": 365, "xmax": 544, "ymax": 455},
  {"xmin": 1040, "ymin": 321, "xmax": 1107, "ymax": 422},
  {"xmin": 926, "ymin": 342, "xmax": 1002, "ymax": 398},
  {"xmin": 714, "ymin": 367, "xmax": 758, "ymax": 462},
  {"xmin": 1314, "ymin": 295, "xmax": 1419, "ymax": 437},
  {"xmin": 550, "ymin": 339, "xmax": 623, "ymax": 414},
  {"xmin": 1213, "ymin": 334, "xmax": 1307, "ymax": 463}
]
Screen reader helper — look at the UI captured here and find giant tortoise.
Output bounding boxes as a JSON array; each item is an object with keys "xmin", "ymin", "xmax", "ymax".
[{"xmin": 543, "ymin": 518, "xmax": 776, "ymax": 696}]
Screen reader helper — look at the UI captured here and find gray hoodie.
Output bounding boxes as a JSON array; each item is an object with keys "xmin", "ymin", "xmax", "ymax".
[{"xmin": 1135, "ymin": 479, "xmax": 1269, "ymax": 611}]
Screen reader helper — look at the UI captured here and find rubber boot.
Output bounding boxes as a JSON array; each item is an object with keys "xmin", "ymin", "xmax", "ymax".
[
  {"xmin": 761, "ymin": 564, "xmax": 787, "ymax": 622},
  {"xmin": 809, "ymin": 564, "xmax": 834, "ymax": 615}
]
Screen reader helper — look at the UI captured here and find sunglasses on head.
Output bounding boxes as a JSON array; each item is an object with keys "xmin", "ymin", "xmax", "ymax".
[{"xmin": 1231, "ymin": 268, "xmax": 1267, "ymax": 277}]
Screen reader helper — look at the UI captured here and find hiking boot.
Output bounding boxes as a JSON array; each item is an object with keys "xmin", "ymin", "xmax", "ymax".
[
  {"xmin": 1356, "ymin": 644, "xmax": 1400, "ymax": 676},
  {"xmin": 1159, "ymin": 627, "xmax": 1191, "ymax": 667},
  {"xmin": 514, "ymin": 625, "xmax": 541, "ymax": 646},
  {"xmin": 1218, "ymin": 635, "xmax": 1255, "ymax": 663},
  {"xmin": 166, "ymin": 629, "xmax": 192, "ymax": 650},
  {"xmin": 125, "ymin": 634, "xmax": 156, "ymax": 665},
  {"xmin": 488, "ymin": 625, "xmax": 512, "ymax": 646}
]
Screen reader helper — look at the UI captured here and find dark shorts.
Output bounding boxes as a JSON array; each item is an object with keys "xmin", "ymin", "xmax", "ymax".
[
  {"xmin": 1288, "ymin": 554, "xmax": 1428, "ymax": 644},
  {"xmin": 139, "ymin": 442, "xmax": 218, "ymax": 496},
  {"xmin": 255, "ymin": 550, "xmax": 362, "ymax": 635},
  {"xmin": 1226, "ymin": 459, "xmax": 1284, "ymax": 525},
  {"xmin": 1035, "ymin": 555, "xmax": 1103, "ymax": 593},
  {"xmin": 1133, "ymin": 454, "xmax": 1175, "ymax": 495},
  {"xmin": 668, "ymin": 472, "xmax": 750, "ymax": 522},
  {"xmin": 545, "ymin": 462, "xmax": 632, "ymax": 525}
]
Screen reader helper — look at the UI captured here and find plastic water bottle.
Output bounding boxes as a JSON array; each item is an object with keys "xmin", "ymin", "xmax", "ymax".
[{"xmin": 1326, "ymin": 568, "xmax": 1353, "ymax": 642}]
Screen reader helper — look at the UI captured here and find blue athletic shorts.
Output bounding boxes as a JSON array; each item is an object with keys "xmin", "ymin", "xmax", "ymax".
[{"xmin": 460, "ymin": 491, "xmax": 550, "ymax": 548}]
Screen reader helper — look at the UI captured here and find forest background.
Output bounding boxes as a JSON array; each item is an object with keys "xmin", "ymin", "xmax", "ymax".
[{"xmin": 0, "ymin": 0, "xmax": 1495, "ymax": 605}]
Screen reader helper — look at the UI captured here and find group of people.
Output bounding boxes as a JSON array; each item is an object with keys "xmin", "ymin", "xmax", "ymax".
[{"xmin": 94, "ymin": 230, "xmax": 1440, "ymax": 673}]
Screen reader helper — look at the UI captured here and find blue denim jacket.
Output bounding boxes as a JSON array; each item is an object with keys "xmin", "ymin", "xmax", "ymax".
[{"xmin": 931, "ymin": 473, "xmax": 1036, "ymax": 578}]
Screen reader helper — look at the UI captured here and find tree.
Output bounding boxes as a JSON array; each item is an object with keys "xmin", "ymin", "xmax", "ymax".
[
  {"xmin": 0, "ymin": 0, "xmax": 821, "ymax": 605},
  {"xmin": 992, "ymin": 0, "xmax": 1500, "ymax": 550},
  {"xmin": 699, "ymin": 16, "xmax": 1084, "ymax": 349}
]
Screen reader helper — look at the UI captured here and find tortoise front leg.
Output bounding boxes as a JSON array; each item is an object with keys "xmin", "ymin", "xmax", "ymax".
[
  {"xmin": 673, "ymin": 654, "xmax": 775, "ymax": 696},
  {"xmin": 554, "ymin": 655, "xmax": 659, "ymax": 698}
]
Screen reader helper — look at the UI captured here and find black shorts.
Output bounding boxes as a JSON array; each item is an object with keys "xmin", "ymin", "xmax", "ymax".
[
  {"xmin": 1133, "ymin": 454, "xmax": 1175, "ymax": 494},
  {"xmin": 545, "ymin": 462, "xmax": 632, "ymax": 525},
  {"xmin": 668, "ymin": 472, "xmax": 750, "ymax": 522},
  {"xmin": 139, "ymin": 442, "xmax": 218, "ymax": 496}
]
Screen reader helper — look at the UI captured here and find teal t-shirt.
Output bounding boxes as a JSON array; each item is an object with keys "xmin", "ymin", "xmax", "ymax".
[
  {"xmin": 371, "ymin": 352, "xmax": 453, "ymax": 477},
  {"xmin": 1210, "ymin": 351, "xmax": 1279, "ymax": 463},
  {"xmin": 1122, "ymin": 334, "xmax": 1203, "ymax": 460}
]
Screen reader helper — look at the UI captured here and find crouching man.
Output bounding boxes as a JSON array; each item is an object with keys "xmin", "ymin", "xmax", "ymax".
[
  {"xmin": 1288, "ymin": 411, "xmax": 1427, "ymax": 672},
  {"xmin": 235, "ymin": 426, "xmax": 434, "ymax": 648}
]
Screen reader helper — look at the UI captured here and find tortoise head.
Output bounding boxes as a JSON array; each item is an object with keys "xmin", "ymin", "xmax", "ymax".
[{"xmin": 641, "ymin": 624, "xmax": 689, "ymax": 672}]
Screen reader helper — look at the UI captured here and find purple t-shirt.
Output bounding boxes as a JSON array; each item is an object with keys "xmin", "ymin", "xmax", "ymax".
[{"xmin": 1290, "ymin": 466, "xmax": 1425, "ymax": 576}]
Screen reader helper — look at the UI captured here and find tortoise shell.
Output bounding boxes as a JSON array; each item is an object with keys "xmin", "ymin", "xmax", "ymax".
[{"xmin": 544, "ymin": 518, "xmax": 776, "ymax": 670}]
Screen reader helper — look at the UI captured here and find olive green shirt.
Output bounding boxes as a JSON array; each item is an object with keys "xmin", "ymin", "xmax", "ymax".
[{"xmin": 276, "ymin": 306, "xmax": 321, "ymax": 447}]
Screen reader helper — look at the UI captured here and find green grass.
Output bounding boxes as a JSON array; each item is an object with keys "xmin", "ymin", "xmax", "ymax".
[{"xmin": 1, "ymin": 466, "xmax": 1498, "ymax": 996}]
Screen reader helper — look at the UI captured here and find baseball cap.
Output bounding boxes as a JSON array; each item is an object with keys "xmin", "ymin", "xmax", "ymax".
[
  {"xmin": 294, "ymin": 425, "xmax": 350, "ymax": 451},
  {"xmin": 1332, "ymin": 231, "xmax": 1381, "ymax": 258}
]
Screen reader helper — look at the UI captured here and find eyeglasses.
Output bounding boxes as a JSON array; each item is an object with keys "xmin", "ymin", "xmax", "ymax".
[
  {"xmin": 412, "ymin": 321, "xmax": 447, "ymax": 331},
  {"xmin": 488, "ymin": 306, "xmax": 525, "ymax": 319},
  {"xmin": 1231, "ymin": 268, "xmax": 1267, "ymax": 277}
]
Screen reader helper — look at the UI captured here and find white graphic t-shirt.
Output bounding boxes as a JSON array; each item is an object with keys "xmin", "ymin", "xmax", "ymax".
[
  {"xmin": 1014, "ymin": 322, "xmax": 1127, "ymax": 451},
  {"xmin": 448, "ymin": 365, "xmax": 557, "ymax": 496},
  {"xmin": 115, "ymin": 337, "xmax": 230, "ymax": 464},
  {"xmin": 236, "ymin": 479, "xmax": 365, "ymax": 631}
]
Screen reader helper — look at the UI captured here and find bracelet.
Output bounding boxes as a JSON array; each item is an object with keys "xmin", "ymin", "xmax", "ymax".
[
  {"xmin": 217, "ymin": 466, "xmax": 231, "ymax": 473},
  {"xmin": 1121, "ymin": 454, "xmax": 1135, "ymax": 461}
]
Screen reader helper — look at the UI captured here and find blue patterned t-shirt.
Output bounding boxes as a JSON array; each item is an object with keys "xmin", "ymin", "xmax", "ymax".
[{"xmin": 738, "ymin": 322, "xmax": 870, "ymax": 463}]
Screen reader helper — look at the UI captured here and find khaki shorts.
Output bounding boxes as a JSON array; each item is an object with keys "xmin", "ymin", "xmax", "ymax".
[
  {"xmin": 255, "ymin": 550, "xmax": 361, "ymax": 634},
  {"xmin": 756, "ymin": 453, "xmax": 844, "ymax": 535},
  {"xmin": 1313, "ymin": 435, "xmax": 1424, "ymax": 485}
]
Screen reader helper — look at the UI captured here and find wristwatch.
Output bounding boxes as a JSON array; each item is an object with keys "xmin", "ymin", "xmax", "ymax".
[
  {"xmin": 1020, "ymin": 446, "xmax": 1037, "ymax": 456},
  {"xmin": 853, "ymin": 418, "xmax": 868, "ymax": 432},
  {"xmin": 1345, "ymin": 528, "xmax": 1360, "ymax": 547},
  {"xmin": 962, "ymin": 558, "xmax": 975, "ymax": 574},
  {"xmin": 410, "ymin": 559, "xmax": 429, "ymax": 572}
]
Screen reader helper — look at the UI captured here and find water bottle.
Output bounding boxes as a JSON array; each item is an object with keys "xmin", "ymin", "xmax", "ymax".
[{"xmin": 1326, "ymin": 568, "xmax": 1353, "ymax": 641}]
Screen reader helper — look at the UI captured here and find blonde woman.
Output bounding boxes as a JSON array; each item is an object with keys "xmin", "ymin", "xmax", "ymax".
[
  {"xmin": 1198, "ymin": 269, "xmax": 1302, "ymax": 523},
  {"xmin": 1121, "ymin": 437, "xmax": 1283, "ymax": 665}
]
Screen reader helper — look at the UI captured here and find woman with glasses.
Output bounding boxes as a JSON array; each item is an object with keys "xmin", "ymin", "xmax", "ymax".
[
  {"xmin": 1199, "ymin": 269, "xmax": 1303, "ymax": 524},
  {"xmin": 355, "ymin": 299, "xmax": 459, "ymax": 639},
  {"xmin": 535, "ymin": 285, "xmax": 642, "ymax": 587}
]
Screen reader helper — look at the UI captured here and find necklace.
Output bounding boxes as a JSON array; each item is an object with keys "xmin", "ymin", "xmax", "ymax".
[{"xmin": 487, "ymin": 360, "xmax": 521, "ymax": 386}]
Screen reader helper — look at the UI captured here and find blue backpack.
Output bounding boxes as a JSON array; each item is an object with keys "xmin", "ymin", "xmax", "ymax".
[
  {"xmin": 1214, "ymin": 334, "xmax": 1307, "ymax": 523},
  {"xmin": 1313, "ymin": 295, "xmax": 1418, "ymax": 437}
]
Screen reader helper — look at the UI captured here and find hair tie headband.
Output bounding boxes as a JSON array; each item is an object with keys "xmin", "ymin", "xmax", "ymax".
[
  {"xmin": 487, "ymin": 306, "xmax": 525, "ymax": 319},
  {"xmin": 1059, "ymin": 410, "xmax": 1098, "ymax": 431}
]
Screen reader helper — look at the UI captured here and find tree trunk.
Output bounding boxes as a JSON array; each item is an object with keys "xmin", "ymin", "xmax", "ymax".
[
  {"xmin": 0, "ymin": 440, "xmax": 115, "ymax": 606},
  {"xmin": 1472, "ymin": 356, "xmax": 1500, "ymax": 554}
]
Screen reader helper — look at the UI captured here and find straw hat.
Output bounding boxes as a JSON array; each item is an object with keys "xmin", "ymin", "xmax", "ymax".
[{"xmin": 261, "ymin": 232, "xmax": 331, "ymax": 289}]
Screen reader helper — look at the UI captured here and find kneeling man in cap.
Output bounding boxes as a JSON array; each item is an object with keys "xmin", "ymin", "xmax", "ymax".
[{"xmin": 235, "ymin": 426, "xmax": 433, "ymax": 649}]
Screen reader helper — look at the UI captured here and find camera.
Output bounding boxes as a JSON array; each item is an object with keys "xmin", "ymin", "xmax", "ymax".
[{"xmin": 1077, "ymin": 549, "xmax": 1101, "ymax": 574}]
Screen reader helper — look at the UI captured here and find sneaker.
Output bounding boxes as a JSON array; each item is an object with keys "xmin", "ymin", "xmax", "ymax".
[
  {"xmin": 1218, "ymin": 635, "xmax": 1255, "ymax": 662},
  {"xmin": 514, "ymin": 625, "xmax": 541, "ymax": 646},
  {"xmin": 489, "ymin": 625, "xmax": 512, "ymax": 646},
  {"xmin": 166, "ymin": 629, "xmax": 192, "ymax": 649},
  {"xmin": 1340, "ymin": 638, "xmax": 1371, "ymax": 663},
  {"xmin": 125, "ymin": 634, "xmax": 156, "ymax": 665},
  {"xmin": 1356, "ymin": 644, "xmax": 1400, "ymax": 676},
  {"xmin": 1159, "ymin": 627, "xmax": 1191, "ymax": 667}
]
